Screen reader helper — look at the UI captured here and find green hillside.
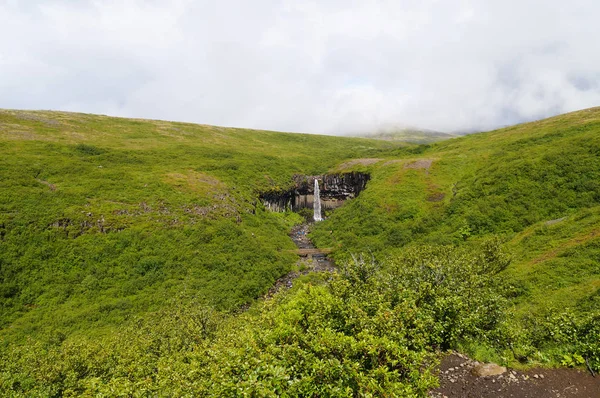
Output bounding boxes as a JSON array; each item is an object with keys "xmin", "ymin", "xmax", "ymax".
[
  {"xmin": 1, "ymin": 108, "xmax": 599, "ymax": 396},
  {"xmin": 0, "ymin": 109, "xmax": 397, "ymax": 339},
  {"xmin": 353, "ymin": 128, "xmax": 455, "ymax": 144},
  {"xmin": 313, "ymin": 107, "xmax": 600, "ymax": 315}
]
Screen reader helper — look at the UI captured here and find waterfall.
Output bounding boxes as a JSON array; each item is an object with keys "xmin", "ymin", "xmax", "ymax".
[{"xmin": 314, "ymin": 179, "xmax": 322, "ymax": 222}]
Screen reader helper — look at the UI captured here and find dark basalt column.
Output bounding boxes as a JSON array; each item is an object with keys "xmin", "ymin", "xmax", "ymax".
[{"xmin": 260, "ymin": 172, "xmax": 370, "ymax": 212}]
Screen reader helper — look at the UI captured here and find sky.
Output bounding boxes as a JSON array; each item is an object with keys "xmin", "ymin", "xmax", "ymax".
[{"xmin": 1, "ymin": 0, "xmax": 599, "ymax": 135}]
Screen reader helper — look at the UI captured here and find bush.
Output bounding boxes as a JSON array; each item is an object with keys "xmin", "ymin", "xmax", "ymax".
[
  {"xmin": 0, "ymin": 242, "xmax": 512, "ymax": 396},
  {"xmin": 2, "ymin": 240, "xmax": 597, "ymax": 396}
]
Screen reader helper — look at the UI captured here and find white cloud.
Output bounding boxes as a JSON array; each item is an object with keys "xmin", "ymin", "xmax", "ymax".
[{"xmin": 1, "ymin": 0, "xmax": 599, "ymax": 134}]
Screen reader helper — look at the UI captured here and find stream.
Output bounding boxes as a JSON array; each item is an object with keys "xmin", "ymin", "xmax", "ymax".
[{"xmin": 264, "ymin": 223, "xmax": 336, "ymax": 298}]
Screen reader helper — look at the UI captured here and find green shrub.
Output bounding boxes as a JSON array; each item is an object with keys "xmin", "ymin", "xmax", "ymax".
[{"xmin": 0, "ymin": 242, "xmax": 513, "ymax": 396}]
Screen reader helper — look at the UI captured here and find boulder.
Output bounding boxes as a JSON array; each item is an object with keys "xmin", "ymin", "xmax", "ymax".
[{"xmin": 471, "ymin": 363, "xmax": 507, "ymax": 377}]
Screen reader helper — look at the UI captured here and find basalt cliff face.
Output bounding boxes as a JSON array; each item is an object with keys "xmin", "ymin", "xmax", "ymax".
[{"xmin": 261, "ymin": 172, "xmax": 370, "ymax": 213}]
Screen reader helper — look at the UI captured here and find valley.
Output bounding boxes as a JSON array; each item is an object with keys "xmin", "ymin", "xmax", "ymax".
[{"xmin": 0, "ymin": 108, "xmax": 599, "ymax": 396}]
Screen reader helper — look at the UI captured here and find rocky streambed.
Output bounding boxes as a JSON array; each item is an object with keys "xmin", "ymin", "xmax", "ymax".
[{"xmin": 264, "ymin": 223, "xmax": 336, "ymax": 298}]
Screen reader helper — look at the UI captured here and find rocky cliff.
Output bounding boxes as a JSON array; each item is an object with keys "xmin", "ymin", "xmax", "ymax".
[{"xmin": 260, "ymin": 172, "xmax": 370, "ymax": 213}]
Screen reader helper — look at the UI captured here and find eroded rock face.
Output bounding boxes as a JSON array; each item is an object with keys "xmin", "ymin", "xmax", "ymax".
[{"xmin": 260, "ymin": 172, "xmax": 370, "ymax": 213}]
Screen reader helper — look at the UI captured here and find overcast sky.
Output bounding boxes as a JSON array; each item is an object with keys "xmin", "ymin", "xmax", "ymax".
[{"xmin": 1, "ymin": 0, "xmax": 599, "ymax": 135}]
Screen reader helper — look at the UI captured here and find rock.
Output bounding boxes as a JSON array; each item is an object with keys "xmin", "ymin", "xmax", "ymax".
[
  {"xmin": 533, "ymin": 374, "xmax": 539, "ymax": 379},
  {"xmin": 261, "ymin": 172, "xmax": 371, "ymax": 214},
  {"xmin": 545, "ymin": 217, "xmax": 566, "ymax": 226},
  {"xmin": 471, "ymin": 363, "xmax": 507, "ymax": 377}
]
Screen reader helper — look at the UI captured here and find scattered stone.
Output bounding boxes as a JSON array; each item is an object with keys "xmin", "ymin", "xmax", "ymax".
[
  {"xmin": 432, "ymin": 352, "xmax": 600, "ymax": 398},
  {"xmin": 448, "ymin": 367, "xmax": 455, "ymax": 372},
  {"xmin": 545, "ymin": 217, "xmax": 566, "ymax": 226},
  {"xmin": 471, "ymin": 363, "xmax": 507, "ymax": 377}
]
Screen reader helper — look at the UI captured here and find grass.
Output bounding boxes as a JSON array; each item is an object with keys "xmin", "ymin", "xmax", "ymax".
[
  {"xmin": 313, "ymin": 107, "xmax": 600, "ymax": 318},
  {"xmin": 0, "ymin": 109, "xmax": 399, "ymax": 340},
  {"xmin": 1, "ymin": 107, "xmax": 599, "ymax": 394}
]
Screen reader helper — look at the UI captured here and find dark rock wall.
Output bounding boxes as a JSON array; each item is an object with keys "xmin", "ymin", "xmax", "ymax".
[{"xmin": 261, "ymin": 172, "xmax": 370, "ymax": 212}]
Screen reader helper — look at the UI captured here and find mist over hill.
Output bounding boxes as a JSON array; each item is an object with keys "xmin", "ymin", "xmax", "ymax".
[{"xmin": 348, "ymin": 126, "xmax": 456, "ymax": 144}]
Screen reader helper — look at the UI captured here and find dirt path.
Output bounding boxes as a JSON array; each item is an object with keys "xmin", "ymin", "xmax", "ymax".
[
  {"xmin": 430, "ymin": 353, "xmax": 600, "ymax": 398},
  {"xmin": 529, "ymin": 228, "xmax": 600, "ymax": 265}
]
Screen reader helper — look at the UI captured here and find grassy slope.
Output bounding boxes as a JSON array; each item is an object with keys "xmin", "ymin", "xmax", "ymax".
[
  {"xmin": 2, "ymin": 107, "xmax": 598, "ymax": 346},
  {"xmin": 1, "ymin": 108, "xmax": 599, "ymax": 394},
  {"xmin": 366, "ymin": 130, "xmax": 455, "ymax": 144},
  {"xmin": 352, "ymin": 129, "xmax": 455, "ymax": 144},
  {"xmin": 314, "ymin": 107, "xmax": 600, "ymax": 316},
  {"xmin": 0, "ymin": 109, "xmax": 398, "ymax": 340}
]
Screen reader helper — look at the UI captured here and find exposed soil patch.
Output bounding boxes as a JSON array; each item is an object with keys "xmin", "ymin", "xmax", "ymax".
[
  {"xmin": 36, "ymin": 179, "xmax": 56, "ymax": 191},
  {"xmin": 14, "ymin": 111, "xmax": 61, "ymax": 127},
  {"xmin": 430, "ymin": 353, "xmax": 599, "ymax": 398},
  {"xmin": 383, "ymin": 158, "xmax": 435, "ymax": 170},
  {"xmin": 0, "ymin": 124, "xmax": 39, "ymax": 140},
  {"xmin": 405, "ymin": 158, "xmax": 433, "ymax": 170},
  {"xmin": 382, "ymin": 159, "xmax": 402, "ymax": 166},
  {"xmin": 337, "ymin": 158, "xmax": 382, "ymax": 169},
  {"xmin": 427, "ymin": 192, "xmax": 445, "ymax": 202}
]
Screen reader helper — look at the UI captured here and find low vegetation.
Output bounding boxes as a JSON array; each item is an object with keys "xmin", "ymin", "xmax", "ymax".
[
  {"xmin": 312, "ymin": 107, "xmax": 600, "ymax": 371},
  {"xmin": 1, "ymin": 108, "xmax": 599, "ymax": 395},
  {"xmin": 2, "ymin": 242, "xmax": 511, "ymax": 396},
  {"xmin": 0, "ymin": 110, "xmax": 395, "ymax": 341}
]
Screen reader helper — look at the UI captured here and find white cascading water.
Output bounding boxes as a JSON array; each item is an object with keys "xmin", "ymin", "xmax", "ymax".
[{"xmin": 313, "ymin": 179, "xmax": 322, "ymax": 222}]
